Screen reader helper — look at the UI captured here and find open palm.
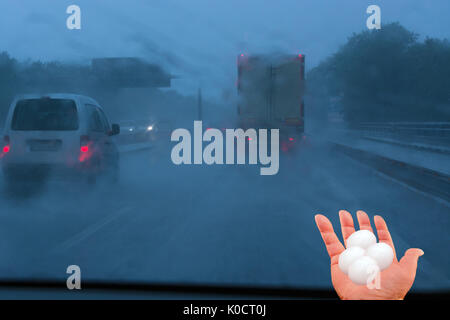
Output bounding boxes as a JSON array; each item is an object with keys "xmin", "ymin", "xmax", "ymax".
[{"xmin": 315, "ymin": 210, "xmax": 424, "ymax": 300}]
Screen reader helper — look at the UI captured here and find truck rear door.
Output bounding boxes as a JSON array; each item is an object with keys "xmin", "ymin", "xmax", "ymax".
[{"xmin": 271, "ymin": 57, "xmax": 304, "ymax": 124}]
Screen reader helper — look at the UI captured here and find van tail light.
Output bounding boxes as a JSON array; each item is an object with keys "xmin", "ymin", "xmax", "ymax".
[
  {"xmin": 3, "ymin": 136, "xmax": 10, "ymax": 153},
  {"xmin": 79, "ymin": 135, "xmax": 91, "ymax": 162},
  {"xmin": 80, "ymin": 145, "xmax": 89, "ymax": 153}
]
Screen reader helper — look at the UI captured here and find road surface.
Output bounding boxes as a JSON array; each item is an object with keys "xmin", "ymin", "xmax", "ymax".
[{"xmin": 0, "ymin": 137, "xmax": 449, "ymax": 292}]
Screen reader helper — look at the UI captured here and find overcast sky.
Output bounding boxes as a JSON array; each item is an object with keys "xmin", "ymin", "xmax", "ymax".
[{"xmin": 1, "ymin": 0, "xmax": 449, "ymax": 97}]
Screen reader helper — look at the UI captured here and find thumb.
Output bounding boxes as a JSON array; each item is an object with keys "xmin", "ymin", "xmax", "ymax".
[{"xmin": 399, "ymin": 248, "xmax": 424, "ymax": 275}]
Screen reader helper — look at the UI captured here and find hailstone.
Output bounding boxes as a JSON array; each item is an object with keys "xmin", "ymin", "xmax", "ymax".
[
  {"xmin": 338, "ymin": 247, "xmax": 366, "ymax": 275},
  {"xmin": 348, "ymin": 256, "xmax": 380, "ymax": 285},
  {"xmin": 346, "ymin": 230, "xmax": 376, "ymax": 249},
  {"xmin": 366, "ymin": 242, "xmax": 394, "ymax": 270}
]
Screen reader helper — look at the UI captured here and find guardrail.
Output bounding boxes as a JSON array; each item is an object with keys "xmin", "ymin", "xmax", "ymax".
[
  {"xmin": 354, "ymin": 122, "xmax": 450, "ymax": 147},
  {"xmin": 333, "ymin": 142, "xmax": 450, "ymax": 204},
  {"xmin": 328, "ymin": 122, "xmax": 450, "ymax": 153}
]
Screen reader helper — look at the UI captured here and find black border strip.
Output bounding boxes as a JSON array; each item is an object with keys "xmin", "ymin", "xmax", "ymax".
[{"xmin": 0, "ymin": 279, "xmax": 449, "ymax": 300}]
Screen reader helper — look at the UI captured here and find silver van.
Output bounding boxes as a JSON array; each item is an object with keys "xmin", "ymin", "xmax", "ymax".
[{"xmin": 1, "ymin": 94, "xmax": 120, "ymax": 185}]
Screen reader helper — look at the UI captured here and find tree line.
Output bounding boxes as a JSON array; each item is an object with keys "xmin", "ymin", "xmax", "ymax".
[
  {"xmin": 307, "ymin": 23, "xmax": 450, "ymax": 125},
  {"xmin": 0, "ymin": 54, "xmax": 97, "ymax": 123}
]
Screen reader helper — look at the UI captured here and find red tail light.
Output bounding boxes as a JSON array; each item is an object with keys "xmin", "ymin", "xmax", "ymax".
[
  {"xmin": 79, "ymin": 135, "xmax": 91, "ymax": 161},
  {"xmin": 80, "ymin": 146, "xmax": 89, "ymax": 153},
  {"xmin": 289, "ymin": 137, "xmax": 294, "ymax": 142},
  {"xmin": 2, "ymin": 136, "xmax": 10, "ymax": 153}
]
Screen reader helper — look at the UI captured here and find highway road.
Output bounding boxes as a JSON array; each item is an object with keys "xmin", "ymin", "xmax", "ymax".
[{"xmin": 0, "ymin": 137, "xmax": 449, "ymax": 292}]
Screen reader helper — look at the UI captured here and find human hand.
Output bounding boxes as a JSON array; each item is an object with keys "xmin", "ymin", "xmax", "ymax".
[{"xmin": 315, "ymin": 210, "xmax": 424, "ymax": 300}]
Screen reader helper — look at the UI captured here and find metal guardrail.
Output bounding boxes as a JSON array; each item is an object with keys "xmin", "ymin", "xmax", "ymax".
[
  {"xmin": 333, "ymin": 142, "xmax": 450, "ymax": 204},
  {"xmin": 328, "ymin": 122, "xmax": 450, "ymax": 150},
  {"xmin": 357, "ymin": 122, "xmax": 450, "ymax": 134},
  {"xmin": 355, "ymin": 122, "xmax": 450, "ymax": 146}
]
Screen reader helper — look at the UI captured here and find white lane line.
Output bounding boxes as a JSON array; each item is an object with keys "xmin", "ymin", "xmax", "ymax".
[{"xmin": 54, "ymin": 206, "xmax": 133, "ymax": 252}]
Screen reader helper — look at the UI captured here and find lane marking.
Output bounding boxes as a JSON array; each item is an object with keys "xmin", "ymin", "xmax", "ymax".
[{"xmin": 54, "ymin": 206, "xmax": 133, "ymax": 252}]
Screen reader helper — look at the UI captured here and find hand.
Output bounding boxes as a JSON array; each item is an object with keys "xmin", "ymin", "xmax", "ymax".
[{"xmin": 314, "ymin": 210, "xmax": 424, "ymax": 300}]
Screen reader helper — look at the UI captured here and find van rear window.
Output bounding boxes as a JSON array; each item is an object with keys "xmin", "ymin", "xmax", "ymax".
[{"xmin": 11, "ymin": 98, "xmax": 79, "ymax": 131}]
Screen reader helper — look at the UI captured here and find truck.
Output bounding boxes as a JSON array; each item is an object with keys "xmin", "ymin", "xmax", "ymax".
[{"xmin": 237, "ymin": 53, "xmax": 305, "ymax": 148}]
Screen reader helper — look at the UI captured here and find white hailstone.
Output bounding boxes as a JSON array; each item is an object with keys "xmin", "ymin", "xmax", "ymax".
[
  {"xmin": 366, "ymin": 242, "xmax": 394, "ymax": 270},
  {"xmin": 348, "ymin": 256, "xmax": 380, "ymax": 285},
  {"xmin": 338, "ymin": 247, "xmax": 366, "ymax": 275},
  {"xmin": 346, "ymin": 230, "xmax": 377, "ymax": 249}
]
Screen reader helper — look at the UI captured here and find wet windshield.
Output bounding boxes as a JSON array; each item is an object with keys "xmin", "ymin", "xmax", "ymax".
[{"xmin": 0, "ymin": 0, "xmax": 449, "ymax": 296}]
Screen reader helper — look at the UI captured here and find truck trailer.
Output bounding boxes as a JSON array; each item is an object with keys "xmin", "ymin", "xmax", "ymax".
[{"xmin": 237, "ymin": 53, "xmax": 305, "ymax": 146}]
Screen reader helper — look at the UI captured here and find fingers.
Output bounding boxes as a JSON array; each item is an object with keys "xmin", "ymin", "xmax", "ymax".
[
  {"xmin": 315, "ymin": 214, "xmax": 345, "ymax": 266},
  {"xmin": 374, "ymin": 215, "xmax": 397, "ymax": 261},
  {"xmin": 356, "ymin": 210, "xmax": 374, "ymax": 233},
  {"xmin": 339, "ymin": 210, "xmax": 355, "ymax": 247},
  {"xmin": 399, "ymin": 248, "xmax": 424, "ymax": 276}
]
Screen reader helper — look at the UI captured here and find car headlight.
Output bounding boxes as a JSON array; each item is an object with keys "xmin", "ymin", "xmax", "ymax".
[{"xmin": 147, "ymin": 125, "xmax": 153, "ymax": 131}]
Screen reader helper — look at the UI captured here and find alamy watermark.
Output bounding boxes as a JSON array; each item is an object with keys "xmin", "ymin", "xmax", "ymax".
[
  {"xmin": 367, "ymin": 5, "xmax": 381, "ymax": 30},
  {"xmin": 171, "ymin": 121, "xmax": 279, "ymax": 175},
  {"xmin": 66, "ymin": 5, "xmax": 81, "ymax": 30},
  {"xmin": 66, "ymin": 265, "xmax": 81, "ymax": 290},
  {"xmin": 366, "ymin": 265, "xmax": 381, "ymax": 290}
]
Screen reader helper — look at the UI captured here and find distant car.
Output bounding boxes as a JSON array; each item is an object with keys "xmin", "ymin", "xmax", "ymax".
[
  {"xmin": 119, "ymin": 120, "xmax": 137, "ymax": 135},
  {"xmin": 136, "ymin": 119, "xmax": 158, "ymax": 141},
  {"xmin": 1, "ymin": 93, "xmax": 120, "ymax": 186},
  {"xmin": 118, "ymin": 119, "xmax": 158, "ymax": 142}
]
